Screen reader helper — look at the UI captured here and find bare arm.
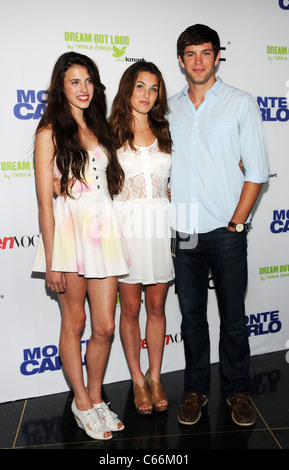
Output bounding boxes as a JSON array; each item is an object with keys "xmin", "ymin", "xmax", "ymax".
[
  {"xmin": 35, "ymin": 128, "xmax": 66, "ymax": 292},
  {"xmin": 228, "ymin": 181, "xmax": 263, "ymax": 231}
]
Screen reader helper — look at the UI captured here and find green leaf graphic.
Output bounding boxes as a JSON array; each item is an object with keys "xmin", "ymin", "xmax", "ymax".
[{"xmin": 112, "ymin": 45, "xmax": 127, "ymax": 58}]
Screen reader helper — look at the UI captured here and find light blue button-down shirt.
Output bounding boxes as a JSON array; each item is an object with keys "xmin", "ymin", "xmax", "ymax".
[{"xmin": 167, "ymin": 77, "xmax": 269, "ymax": 234}]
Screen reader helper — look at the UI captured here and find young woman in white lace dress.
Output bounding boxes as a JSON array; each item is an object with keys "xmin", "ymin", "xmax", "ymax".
[{"xmin": 109, "ymin": 61, "xmax": 174, "ymax": 414}]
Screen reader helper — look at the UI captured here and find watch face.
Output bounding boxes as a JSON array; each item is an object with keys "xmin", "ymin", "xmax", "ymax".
[{"xmin": 235, "ymin": 223, "xmax": 244, "ymax": 232}]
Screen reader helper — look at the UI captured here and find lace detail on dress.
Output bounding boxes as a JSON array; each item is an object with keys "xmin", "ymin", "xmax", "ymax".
[{"xmin": 114, "ymin": 140, "xmax": 171, "ymax": 202}]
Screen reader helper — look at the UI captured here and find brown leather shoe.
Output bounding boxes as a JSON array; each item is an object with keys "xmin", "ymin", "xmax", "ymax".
[
  {"xmin": 133, "ymin": 381, "xmax": 153, "ymax": 415},
  {"xmin": 226, "ymin": 393, "xmax": 256, "ymax": 426},
  {"xmin": 178, "ymin": 392, "xmax": 208, "ymax": 425},
  {"xmin": 145, "ymin": 370, "xmax": 168, "ymax": 412}
]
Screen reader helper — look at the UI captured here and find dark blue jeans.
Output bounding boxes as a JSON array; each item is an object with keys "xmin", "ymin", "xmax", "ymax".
[{"xmin": 173, "ymin": 228, "xmax": 251, "ymax": 397}]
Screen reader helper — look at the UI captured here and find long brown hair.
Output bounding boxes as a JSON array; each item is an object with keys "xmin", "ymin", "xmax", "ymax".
[
  {"xmin": 36, "ymin": 52, "xmax": 124, "ymax": 197},
  {"xmin": 109, "ymin": 61, "xmax": 172, "ymax": 154}
]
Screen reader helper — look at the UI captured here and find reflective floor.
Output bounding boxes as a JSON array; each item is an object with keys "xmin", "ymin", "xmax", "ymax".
[{"xmin": 1, "ymin": 350, "xmax": 288, "ymax": 452}]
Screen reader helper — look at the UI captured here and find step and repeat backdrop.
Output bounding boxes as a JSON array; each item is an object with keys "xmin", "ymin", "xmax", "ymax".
[{"xmin": 1, "ymin": 0, "xmax": 289, "ymax": 402}]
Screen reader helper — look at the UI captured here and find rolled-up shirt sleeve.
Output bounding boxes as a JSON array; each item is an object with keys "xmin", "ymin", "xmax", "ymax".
[{"xmin": 239, "ymin": 94, "xmax": 269, "ymax": 183}]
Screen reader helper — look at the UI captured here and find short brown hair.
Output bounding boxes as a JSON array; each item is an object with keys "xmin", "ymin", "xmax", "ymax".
[{"xmin": 177, "ymin": 24, "xmax": 220, "ymax": 61}]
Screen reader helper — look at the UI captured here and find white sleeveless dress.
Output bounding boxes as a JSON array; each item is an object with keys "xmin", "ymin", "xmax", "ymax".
[
  {"xmin": 113, "ymin": 139, "xmax": 174, "ymax": 285},
  {"xmin": 32, "ymin": 146, "xmax": 129, "ymax": 278}
]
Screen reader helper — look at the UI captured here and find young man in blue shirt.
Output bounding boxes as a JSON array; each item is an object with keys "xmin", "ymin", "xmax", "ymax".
[{"xmin": 168, "ymin": 24, "xmax": 269, "ymax": 427}]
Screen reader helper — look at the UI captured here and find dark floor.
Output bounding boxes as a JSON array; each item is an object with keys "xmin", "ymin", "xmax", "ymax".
[{"xmin": 1, "ymin": 350, "xmax": 288, "ymax": 453}]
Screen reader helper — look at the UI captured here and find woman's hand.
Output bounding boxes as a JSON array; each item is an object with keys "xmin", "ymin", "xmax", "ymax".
[
  {"xmin": 167, "ymin": 187, "xmax": 171, "ymax": 202},
  {"xmin": 46, "ymin": 270, "xmax": 67, "ymax": 293},
  {"xmin": 239, "ymin": 158, "xmax": 244, "ymax": 174},
  {"xmin": 53, "ymin": 176, "xmax": 62, "ymax": 196},
  {"xmin": 53, "ymin": 176, "xmax": 73, "ymax": 196}
]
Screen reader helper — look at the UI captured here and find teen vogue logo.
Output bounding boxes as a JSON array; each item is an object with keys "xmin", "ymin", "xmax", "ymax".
[{"xmin": 0, "ymin": 235, "xmax": 39, "ymax": 250}]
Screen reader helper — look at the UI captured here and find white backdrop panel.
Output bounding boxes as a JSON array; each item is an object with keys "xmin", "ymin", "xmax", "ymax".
[{"xmin": 1, "ymin": 0, "xmax": 288, "ymax": 402}]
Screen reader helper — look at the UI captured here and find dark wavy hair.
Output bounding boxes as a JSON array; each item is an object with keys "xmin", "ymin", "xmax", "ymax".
[
  {"xmin": 109, "ymin": 61, "xmax": 172, "ymax": 154},
  {"xmin": 36, "ymin": 52, "xmax": 124, "ymax": 197},
  {"xmin": 177, "ymin": 24, "xmax": 220, "ymax": 61}
]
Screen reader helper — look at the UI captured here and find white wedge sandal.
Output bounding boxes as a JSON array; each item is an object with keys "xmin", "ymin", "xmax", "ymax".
[
  {"xmin": 71, "ymin": 400, "xmax": 112, "ymax": 440},
  {"xmin": 93, "ymin": 401, "xmax": 124, "ymax": 431}
]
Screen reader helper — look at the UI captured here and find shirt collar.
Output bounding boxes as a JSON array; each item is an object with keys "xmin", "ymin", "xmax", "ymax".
[{"xmin": 178, "ymin": 76, "xmax": 223, "ymax": 99}]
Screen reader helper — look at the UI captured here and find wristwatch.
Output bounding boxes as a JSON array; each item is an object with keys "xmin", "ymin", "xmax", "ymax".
[{"xmin": 228, "ymin": 221, "xmax": 245, "ymax": 232}]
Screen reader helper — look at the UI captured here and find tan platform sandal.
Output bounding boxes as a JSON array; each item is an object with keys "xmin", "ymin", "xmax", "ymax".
[
  {"xmin": 145, "ymin": 370, "xmax": 168, "ymax": 412},
  {"xmin": 133, "ymin": 381, "xmax": 153, "ymax": 414}
]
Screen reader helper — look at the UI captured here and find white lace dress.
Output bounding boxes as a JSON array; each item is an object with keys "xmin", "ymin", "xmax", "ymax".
[{"xmin": 113, "ymin": 139, "xmax": 174, "ymax": 284}]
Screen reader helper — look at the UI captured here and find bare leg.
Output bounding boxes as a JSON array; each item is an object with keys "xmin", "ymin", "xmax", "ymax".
[
  {"xmin": 119, "ymin": 283, "xmax": 152, "ymax": 413},
  {"xmin": 85, "ymin": 276, "xmax": 124, "ymax": 430},
  {"xmin": 58, "ymin": 273, "xmax": 112, "ymax": 438},
  {"xmin": 85, "ymin": 276, "xmax": 118, "ymax": 404},
  {"xmin": 145, "ymin": 283, "xmax": 169, "ymax": 409},
  {"xmin": 58, "ymin": 273, "xmax": 92, "ymax": 410},
  {"xmin": 119, "ymin": 283, "xmax": 142, "ymax": 383}
]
